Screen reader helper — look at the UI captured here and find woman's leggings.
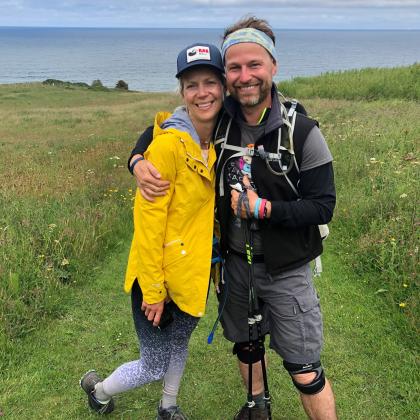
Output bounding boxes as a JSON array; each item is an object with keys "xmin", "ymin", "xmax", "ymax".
[{"xmin": 102, "ymin": 281, "xmax": 199, "ymax": 397}]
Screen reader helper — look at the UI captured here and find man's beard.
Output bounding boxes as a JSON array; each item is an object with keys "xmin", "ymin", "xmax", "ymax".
[{"xmin": 232, "ymin": 80, "xmax": 271, "ymax": 108}]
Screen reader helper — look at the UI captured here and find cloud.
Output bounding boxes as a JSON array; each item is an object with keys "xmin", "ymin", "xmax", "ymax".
[
  {"xmin": 7, "ymin": 0, "xmax": 420, "ymax": 10},
  {"xmin": 0, "ymin": 0, "xmax": 419, "ymax": 28},
  {"xmin": 186, "ymin": 0, "xmax": 420, "ymax": 6}
]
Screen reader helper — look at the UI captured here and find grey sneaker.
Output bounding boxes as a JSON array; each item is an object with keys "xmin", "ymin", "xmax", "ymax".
[
  {"xmin": 80, "ymin": 370, "xmax": 115, "ymax": 415},
  {"xmin": 233, "ymin": 403, "xmax": 268, "ymax": 420},
  {"xmin": 157, "ymin": 404, "xmax": 188, "ymax": 420}
]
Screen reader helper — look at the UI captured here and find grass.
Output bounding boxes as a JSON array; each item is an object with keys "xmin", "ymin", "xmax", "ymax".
[
  {"xmin": 0, "ymin": 65, "xmax": 419, "ymax": 418},
  {"xmin": 279, "ymin": 63, "xmax": 420, "ymax": 101},
  {"xmin": 303, "ymin": 97, "xmax": 419, "ymax": 337},
  {"xmin": 0, "ymin": 83, "xmax": 180, "ymax": 344},
  {"xmin": 0, "ymin": 243, "xmax": 418, "ymax": 419}
]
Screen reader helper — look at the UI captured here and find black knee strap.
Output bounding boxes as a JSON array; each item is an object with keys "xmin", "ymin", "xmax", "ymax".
[
  {"xmin": 233, "ymin": 341, "xmax": 265, "ymax": 364},
  {"xmin": 283, "ymin": 361, "xmax": 326, "ymax": 395}
]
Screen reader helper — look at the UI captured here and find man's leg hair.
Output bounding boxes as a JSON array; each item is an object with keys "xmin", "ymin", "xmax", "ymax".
[
  {"xmin": 283, "ymin": 360, "xmax": 326, "ymax": 395},
  {"xmin": 233, "ymin": 341, "xmax": 265, "ymax": 364}
]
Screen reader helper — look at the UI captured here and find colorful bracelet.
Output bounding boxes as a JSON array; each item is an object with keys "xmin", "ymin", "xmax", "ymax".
[
  {"xmin": 129, "ymin": 155, "xmax": 144, "ymax": 174},
  {"xmin": 259, "ymin": 199, "xmax": 267, "ymax": 219},
  {"xmin": 254, "ymin": 198, "xmax": 262, "ymax": 219}
]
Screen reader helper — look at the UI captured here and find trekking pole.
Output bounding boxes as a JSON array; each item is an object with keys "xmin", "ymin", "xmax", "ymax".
[{"xmin": 244, "ymin": 217, "xmax": 272, "ymax": 420}]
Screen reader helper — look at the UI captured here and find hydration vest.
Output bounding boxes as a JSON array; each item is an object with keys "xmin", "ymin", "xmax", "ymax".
[{"xmin": 214, "ymin": 96, "xmax": 328, "ymax": 276}]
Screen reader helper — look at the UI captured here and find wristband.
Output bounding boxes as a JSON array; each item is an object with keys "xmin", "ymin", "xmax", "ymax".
[
  {"xmin": 129, "ymin": 155, "xmax": 144, "ymax": 174},
  {"xmin": 254, "ymin": 198, "xmax": 262, "ymax": 219},
  {"xmin": 259, "ymin": 199, "xmax": 267, "ymax": 219}
]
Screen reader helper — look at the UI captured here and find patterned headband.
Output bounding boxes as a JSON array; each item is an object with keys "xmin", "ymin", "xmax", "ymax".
[{"xmin": 221, "ymin": 28, "xmax": 277, "ymax": 63}]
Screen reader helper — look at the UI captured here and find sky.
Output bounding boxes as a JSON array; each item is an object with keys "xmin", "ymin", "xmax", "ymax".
[{"xmin": 1, "ymin": 0, "xmax": 419, "ymax": 30}]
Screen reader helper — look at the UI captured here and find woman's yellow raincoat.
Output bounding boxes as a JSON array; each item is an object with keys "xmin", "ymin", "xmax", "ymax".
[{"xmin": 125, "ymin": 112, "xmax": 216, "ymax": 317}]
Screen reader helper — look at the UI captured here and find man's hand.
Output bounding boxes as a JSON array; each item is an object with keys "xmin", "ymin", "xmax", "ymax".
[
  {"xmin": 231, "ymin": 176, "xmax": 258, "ymax": 218},
  {"xmin": 131, "ymin": 154, "xmax": 170, "ymax": 202},
  {"xmin": 230, "ymin": 176, "xmax": 271, "ymax": 218},
  {"xmin": 141, "ymin": 299, "xmax": 165, "ymax": 327}
]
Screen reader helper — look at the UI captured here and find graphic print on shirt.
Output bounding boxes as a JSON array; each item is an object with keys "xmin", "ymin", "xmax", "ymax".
[{"xmin": 226, "ymin": 144, "xmax": 257, "ymax": 193}]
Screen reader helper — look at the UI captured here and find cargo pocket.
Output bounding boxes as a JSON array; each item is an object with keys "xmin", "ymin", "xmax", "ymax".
[
  {"xmin": 163, "ymin": 239, "xmax": 188, "ymax": 268},
  {"xmin": 295, "ymin": 287, "xmax": 323, "ymax": 356},
  {"xmin": 295, "ymin": 287, "xmax": 319, "ymax": 313}
]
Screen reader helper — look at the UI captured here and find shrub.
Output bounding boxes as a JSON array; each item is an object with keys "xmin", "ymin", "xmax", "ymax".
[
  {"xmin": 90, "ymin": 80, "xmax": 108, "ymax": 91},
  {"xmin": 115, "ymin": 80, "xmax": 128, "ymax": 90},
  {"xmin": 42, "ymin": 79, "xmax": 90, "ymax": 89}
]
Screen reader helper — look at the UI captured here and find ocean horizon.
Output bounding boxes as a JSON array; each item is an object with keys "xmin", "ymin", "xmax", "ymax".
[{"xmin": 0, "ymin": 27, "xmax": 419, "ymax": 92}]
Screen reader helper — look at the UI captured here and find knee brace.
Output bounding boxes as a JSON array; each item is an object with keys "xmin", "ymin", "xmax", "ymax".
[
  {"xmin": 233, "ymin": 341, "xmax": 265, "ymax": 365},
  {"xmin": 283, "ymin": 360, "xmax": 326, "ymax": 395}
]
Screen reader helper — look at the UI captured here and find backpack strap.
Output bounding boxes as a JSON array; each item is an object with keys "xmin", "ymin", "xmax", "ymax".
[{"xmin": 215, "ymin": 97, "xmax": 307, "ymax": 198}]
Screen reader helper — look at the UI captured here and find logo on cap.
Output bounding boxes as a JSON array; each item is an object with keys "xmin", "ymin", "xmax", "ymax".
[{"xmin": 186, "ymin": 46, "xmax": 211, "ymax": 63}]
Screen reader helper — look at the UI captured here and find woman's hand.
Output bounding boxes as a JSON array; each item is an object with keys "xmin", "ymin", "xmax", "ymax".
[
  {"xmin": 141, "ymin": 299, "xmax": 165, "ymax": 327},
  {"xmin": 131, "ymin": 155, "xmax": 170, "ymax": 202}
]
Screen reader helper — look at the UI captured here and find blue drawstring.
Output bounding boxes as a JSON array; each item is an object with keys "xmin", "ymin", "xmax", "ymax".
[{"xmin": 207, "ymin": 239, "xmax": 229, "ymax": 344}]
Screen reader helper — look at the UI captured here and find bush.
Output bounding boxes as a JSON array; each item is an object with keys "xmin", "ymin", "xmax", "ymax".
[
  {"xmin": 115, "ymin": 80, "xmax": 128, "ymax": 90},
  {"xmin": 91, "ymin": 79, "xmax": 103, "ymax": 88},
  {"xmin": 90, "ymin": 80, "xmax": 108, "ymax": 91},
  {"xmin": 42, "ymin": 79, "xmax": 90, "ymax": 89}
]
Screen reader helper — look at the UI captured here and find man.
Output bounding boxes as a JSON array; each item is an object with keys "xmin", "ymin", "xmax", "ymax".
[{"xmin": 129, "ymin": 17, "xmax": 337, "ymax": 420}]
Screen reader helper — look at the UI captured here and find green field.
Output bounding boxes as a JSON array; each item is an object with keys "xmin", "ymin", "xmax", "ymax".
[{"xmin": 0, "ymin": 66, "xmax": 419, "ymax": 419}]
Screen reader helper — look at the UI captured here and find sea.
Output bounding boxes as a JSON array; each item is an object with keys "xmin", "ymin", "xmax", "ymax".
[{"xmin": 0, "ymin": 27, "xmax": 419, "ymax": 92}]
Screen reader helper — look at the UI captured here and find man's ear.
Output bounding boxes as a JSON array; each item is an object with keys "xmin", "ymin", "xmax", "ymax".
[{"xmin": 272, "ymin": 59, "xmax": 278, "ymax": 77}]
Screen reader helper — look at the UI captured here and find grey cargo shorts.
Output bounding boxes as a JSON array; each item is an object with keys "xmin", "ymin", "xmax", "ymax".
[{"xmin": 219, "ymin": 254, "xmax": 323, "ymax": 364}]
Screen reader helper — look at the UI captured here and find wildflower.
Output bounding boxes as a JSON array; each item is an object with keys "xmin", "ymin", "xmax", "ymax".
[
  {"xmin": 369, "ymin": 157, "xmax": 377, "ymax": 162},
  {"xmin": 61, "ymin": 258, "xmax": 69, "ymax": 266},
  {"xmin": 109, "ymin": 156, "xmax": 121, "ymax": 160},
  {"xmin": 398, "ymin": 302, "xmax": 406, "ymax": 308},
  {"xmin": 399, "ymin": 193, "xmax": 407, "ymax": 198},
  {"xmin": 403, "ymin": 283, "xmax": 408, "ymax": 288}
]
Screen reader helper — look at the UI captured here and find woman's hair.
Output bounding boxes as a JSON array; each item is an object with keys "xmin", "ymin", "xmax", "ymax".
[{"xmin": 222, "ymin": 16, "xmax": 275, "ymax": 45}]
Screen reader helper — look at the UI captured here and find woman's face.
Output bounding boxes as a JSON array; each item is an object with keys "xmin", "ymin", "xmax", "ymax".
[{"xmin": 180, "ymin": 67, "xmax": 224, "ymax": 125}]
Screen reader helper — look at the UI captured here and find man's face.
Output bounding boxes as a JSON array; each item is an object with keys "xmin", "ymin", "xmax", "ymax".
[{"xmin": 224, "ymin": 42, "xmax": 277, "ymax": 109}]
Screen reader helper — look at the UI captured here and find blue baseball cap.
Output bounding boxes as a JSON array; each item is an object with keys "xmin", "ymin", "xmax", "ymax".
[{"xmin": 176, "ymin": 43, "xmax": 224, "ymax": 78}]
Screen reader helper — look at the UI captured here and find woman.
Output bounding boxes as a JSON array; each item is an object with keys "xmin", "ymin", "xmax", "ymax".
[{"xmin": 80, "ymin": 43, "xmax": 224, "ymax": 419}]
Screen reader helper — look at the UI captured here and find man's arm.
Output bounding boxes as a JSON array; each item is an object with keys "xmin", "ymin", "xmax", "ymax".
[
  {"xmin": 231, "ymin": 163, "xmax": 336, "ymax": 227},
  {"xmin": 127, "ymin": 125, "xmax": 154, "ymax": 173},
  {"xmin": 268, "ymin": 162, "xmax": 336, "ymax": 227},
  {"xmin": 128, "ymin": 125, "xmax": 170, "ymax": 201}
]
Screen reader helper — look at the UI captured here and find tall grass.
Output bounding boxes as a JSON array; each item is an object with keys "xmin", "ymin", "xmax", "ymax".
[
  {"xmin": 0, "ymin": 83, "xmax": 180, "ymax": 347},
  {"xmin": 279, "ymin": 63, "xmax": 420, "ymax": 101},
  {"xmin": 278, "ymin": 66, "xmax": 418, "ymax": 333},
  {"xmin": 1, "ymin": 65, "xmax": 418, "ymax": 348},
  {"xmin": 300, "ymin": 99, "xmax": 418, "ymax": 335}
]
